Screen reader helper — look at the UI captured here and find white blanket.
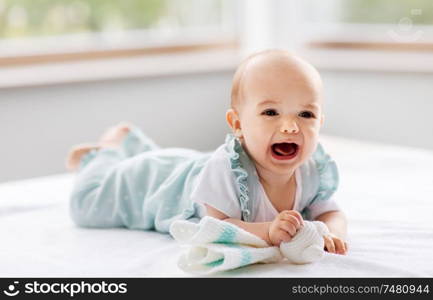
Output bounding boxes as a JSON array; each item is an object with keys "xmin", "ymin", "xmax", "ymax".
[{"xmin": 1, "ymin": 135, "xmax": 433, "ymax": 277}]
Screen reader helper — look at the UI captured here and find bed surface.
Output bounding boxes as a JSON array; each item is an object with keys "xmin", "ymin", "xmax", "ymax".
[{"xmin": 1, "ymin": 135, "xmax": 433, "ymax": 277}]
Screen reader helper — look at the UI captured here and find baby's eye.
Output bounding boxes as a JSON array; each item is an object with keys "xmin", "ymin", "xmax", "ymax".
[
  {"xmin": 262, "ymin": 109, "xmax": 278, "ymax": 116},
  {"xmin": 298, "ymin": 111, "xmax": 315, "ymax": 119}
]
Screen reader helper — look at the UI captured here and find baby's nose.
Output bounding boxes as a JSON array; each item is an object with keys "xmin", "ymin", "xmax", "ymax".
[{"xmin": 280, "ymin": 119, "xmax": 299, "ymax": 134}]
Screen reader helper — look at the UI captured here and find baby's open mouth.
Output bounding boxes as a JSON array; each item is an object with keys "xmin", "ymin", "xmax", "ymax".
[{"xmin": 271, "ymin": 142, "xmax": 299, "ymax": 160}]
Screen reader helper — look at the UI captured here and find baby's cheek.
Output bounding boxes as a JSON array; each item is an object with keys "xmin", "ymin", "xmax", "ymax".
[
  {"xmin": 303, "ymin": 128, "xmax": 320, "ymax": 147},
  {"xmin": 241, "ymin": 138, "xmax": 265, "ymax": 161},
  {"xmin": 299, "ymin": 140, "xmax": 318, "ymax": 164}
]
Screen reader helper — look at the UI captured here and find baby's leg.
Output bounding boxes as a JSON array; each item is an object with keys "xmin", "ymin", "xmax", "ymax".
[
  {"xmin": 66, "ymin": 122, "xmax": 131, "ymax": 171},
  {"xmin": 69, "ymin": 147, "xmax": 167, "ymax": 230},
  {"xmin": 66, "ymin": 122, "xmax": 160, "ymax": 171},
  {"xmin": 69, "ymin": 148, "xmax": 131, "ymax": 229},
  {"xmin": 68, "ymin": 123, "xmax": 164, "ymax": 230}
]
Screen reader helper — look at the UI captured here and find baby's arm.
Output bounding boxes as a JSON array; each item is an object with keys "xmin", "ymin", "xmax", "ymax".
[
  {"xmin": 205, "ymin": 204, "xmax": 303, "ymax": 246},
  {"xmin": 315, "ymin": 210, "xmax": 348, "ymax": 255}
]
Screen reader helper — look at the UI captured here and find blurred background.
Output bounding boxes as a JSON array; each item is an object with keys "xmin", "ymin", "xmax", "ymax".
[{"xmin": 0, "ymin": 0, "xmax": 432, "ymax": 182}]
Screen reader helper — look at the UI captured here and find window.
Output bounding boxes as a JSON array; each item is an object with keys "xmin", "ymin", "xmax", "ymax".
[
  {"xmin": 0, "ymin": 0, "xmax": 239, "ymax": 65},
  {"xmin": 297, "ymin": 0, "xmax": 433, "ymax": 51}
]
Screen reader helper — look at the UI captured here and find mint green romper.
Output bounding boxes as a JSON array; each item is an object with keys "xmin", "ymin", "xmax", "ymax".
[{"xmin": 69, "ymin": 126, "xmax": 339, "ymax": 233}]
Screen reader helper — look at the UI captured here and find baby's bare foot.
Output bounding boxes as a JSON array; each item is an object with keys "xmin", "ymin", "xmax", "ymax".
[
  {"xmin": 65, "ymin": 143, "xmax": 100, "ymax": 171},
  {"xmin": 66, "ymin": 122, "xmax": 132, "ymax": 171},
  {"xmin": 98, "ymin": 122, "xmax": 132, "ymax": 148}
]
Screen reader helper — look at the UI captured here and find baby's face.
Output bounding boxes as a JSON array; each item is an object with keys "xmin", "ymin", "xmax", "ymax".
[{"xmin": 231, "ymin": 54, "xmax": 323, "ymax": 175}]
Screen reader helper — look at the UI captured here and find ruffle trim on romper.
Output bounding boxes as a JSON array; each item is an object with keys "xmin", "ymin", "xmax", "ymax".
[
  {"xmin": 224, "ymin": 133, "xmax": 251, "ymax": 222},
  {"xmin": 312, "ymin": 143, "xmax": 339, "ymax": 202}
]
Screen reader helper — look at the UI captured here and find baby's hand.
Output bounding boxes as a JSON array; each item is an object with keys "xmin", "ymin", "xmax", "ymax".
[
  {"xmin": 268, "ymin": 210, "xmax": 304, "ymax": 246},
  {"xmin": 323, "ymin": 232, "xmax": 348, "ymax": 255}
]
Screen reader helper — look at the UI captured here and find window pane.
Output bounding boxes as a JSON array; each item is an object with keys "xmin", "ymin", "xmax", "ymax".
[
  {"xmin": 341, "ymin": 0, "xmax": 433, "ymax": 25},
  {"xmin": 0, "ymin": 0, "xmax": 237, "ymax": 39},
  {"xmin": 301, "ymin": 0, "xmax": 433, "ymax": 25}
]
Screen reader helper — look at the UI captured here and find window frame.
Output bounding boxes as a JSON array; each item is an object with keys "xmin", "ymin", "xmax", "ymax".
[
  {"xmin": 239, "ymin": 0, "xmax": 433, "ymax": 73},
  {"xmin": 0, "ymin": 0, "xmax": 241, "ymax": 67},
  {"xmin": 0, "ymin": 39, "xmax": 238, "ymax": 67}
]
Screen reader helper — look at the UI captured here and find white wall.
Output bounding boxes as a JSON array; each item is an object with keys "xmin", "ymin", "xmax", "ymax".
[
  {"xmin": 322, "ymin": 70, "xmax": 433, "ymax": 150},
  {"xmin": 0, "ymin": 72, "xmax": 233, "ymax": 183},
  {"xmin": 1, "ymin": 68, "xmax": 433, "ymax": 182}
]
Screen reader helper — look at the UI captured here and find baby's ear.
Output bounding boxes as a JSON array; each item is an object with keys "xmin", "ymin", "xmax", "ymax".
[{"xmin": 226, "ymin": 109, "xmax": 241, "ymax": 132}]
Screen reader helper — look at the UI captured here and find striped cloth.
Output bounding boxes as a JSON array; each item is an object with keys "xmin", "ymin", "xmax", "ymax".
[
  {"xmin": 170, "ymin": 216, "xmax": 329, "ymax": 275},
  {"xmin": 169, "ymin": 216, "xmax": 282, "ymax": 274}
]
